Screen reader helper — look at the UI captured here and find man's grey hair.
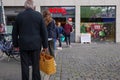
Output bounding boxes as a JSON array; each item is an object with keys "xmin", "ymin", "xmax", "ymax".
[{"xmin": 24, "ymin": 0, "xmax": 35, "ymax": 9}]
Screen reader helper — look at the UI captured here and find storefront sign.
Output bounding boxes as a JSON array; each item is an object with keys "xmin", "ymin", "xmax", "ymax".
[{"xmin": 48, "ymin": 8, "xmax": 67, "ymax": 15}]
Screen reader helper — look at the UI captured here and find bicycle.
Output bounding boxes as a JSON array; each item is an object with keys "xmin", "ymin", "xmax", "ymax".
[{"xmin": 0, "ymin": 33, "xmax": 20, "ymax": 61}]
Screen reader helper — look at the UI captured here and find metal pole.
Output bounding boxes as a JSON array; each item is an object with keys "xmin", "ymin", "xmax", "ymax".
[
  {"xmin": 0, "ymin": 0, "xmax": 1, "ymax": 23},
  {"xmin": 1, "ymin": 0, "xmax": 7, "ymax": 33}
]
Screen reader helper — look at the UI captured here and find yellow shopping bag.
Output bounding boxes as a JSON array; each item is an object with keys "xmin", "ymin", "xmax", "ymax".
[{"xmin": 39, "ymin": 51, "xmax": 56, "ymax": 75}]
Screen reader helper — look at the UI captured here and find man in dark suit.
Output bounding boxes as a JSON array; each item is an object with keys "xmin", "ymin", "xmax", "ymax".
[{"xmin": 12, "ymin": 0, "xmax": 48, "ymax": 80}]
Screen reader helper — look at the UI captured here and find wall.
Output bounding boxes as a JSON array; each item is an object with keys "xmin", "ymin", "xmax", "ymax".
[{"xmin": 3, "ymin": 0, "xmax": 120, "ymax": 42}]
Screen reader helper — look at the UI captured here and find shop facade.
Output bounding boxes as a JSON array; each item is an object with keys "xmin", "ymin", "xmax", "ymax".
[{"xmin": 2, "ymin": 0, "xmax": 120, "ymax": 43}]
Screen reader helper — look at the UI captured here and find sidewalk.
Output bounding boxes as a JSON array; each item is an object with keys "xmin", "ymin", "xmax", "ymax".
[{"xmin": 0, "ymin": 42, "xmax": 120, "ymax": 80}]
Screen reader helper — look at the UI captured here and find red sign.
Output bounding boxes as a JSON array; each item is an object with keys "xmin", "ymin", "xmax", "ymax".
[
  {"xmin": 48, "ymin": 8, "xmax": 67, "ymax": 15},
  {"xmin": 91, "ymin": 24, "xmax": 101, "ymax": 31}
]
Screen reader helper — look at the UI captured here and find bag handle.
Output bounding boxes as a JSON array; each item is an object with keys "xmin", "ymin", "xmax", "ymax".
[{"xmin": 40, "ymin": 49, "xmax": 49, "ymax": 61}]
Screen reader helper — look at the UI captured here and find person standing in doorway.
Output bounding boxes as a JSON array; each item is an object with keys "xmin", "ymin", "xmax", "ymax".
[
  {"xmin": 57, "ymin": 22, "xmax": 64, "ymax": 50},
  {"xmin": 12, "ymin": 0, "xmax": 48, "ymax": 80},
  {"xmin": 63, "ymin": 21, "xmax": 73, "ymax": 47}
]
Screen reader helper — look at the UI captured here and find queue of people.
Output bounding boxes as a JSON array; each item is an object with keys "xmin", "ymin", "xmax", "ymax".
[
  {"xmin": 11, "ymin": 0, "xmax": 73, "ymax": 80},
  {"xmin": 56, "ymin": 21, "xmax": 73, "ymax": 49},
  {"xmin": 42, "ymin": 9, "xmax": 73, "ymax": 51}
]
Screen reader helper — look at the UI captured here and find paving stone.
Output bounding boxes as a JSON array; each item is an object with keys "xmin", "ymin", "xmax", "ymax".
[
  {"xmin": 54, "ymin": 77, "xmax": 60, "ymax": 80},
  {"xmin": 1, "ymin": 43, "xmax": 120, "ymax": 80}
]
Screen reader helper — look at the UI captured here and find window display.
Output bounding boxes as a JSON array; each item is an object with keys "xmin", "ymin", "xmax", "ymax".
[{"xmin": 80, "ymin": 6, "xmax": 116, "ymax": 42}]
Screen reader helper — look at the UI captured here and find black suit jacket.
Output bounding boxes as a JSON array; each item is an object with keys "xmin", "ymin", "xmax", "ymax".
[{"xmin": 12, "ymin": 8, "xmax": 48, "ymax": 50}]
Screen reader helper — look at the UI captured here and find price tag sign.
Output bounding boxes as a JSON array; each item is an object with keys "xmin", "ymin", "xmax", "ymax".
[{"xmin": 81, "ymin": 33, "xmax": 91, "ymax": 43}]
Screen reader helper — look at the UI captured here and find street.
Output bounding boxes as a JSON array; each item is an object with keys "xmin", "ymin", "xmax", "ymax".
[{"xmin": 0, "ymin": 42, "xmax": 120, "ymax": 80}]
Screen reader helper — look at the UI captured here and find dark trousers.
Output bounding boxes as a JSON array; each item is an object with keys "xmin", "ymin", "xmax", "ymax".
[
  {"xmin": 65, "ymin": 34, "xmax": 71, "ymax": 45},
  {"xmin": 20, "ymin": 50, "xmax": 41, "ymax": 80},
  {"xmin": 58, "ymin": 38, "xmax": 62, "ymax": 47},
  {"xmin": 48, "ymin": 40, "xmax": 55, "ymax": 58}
]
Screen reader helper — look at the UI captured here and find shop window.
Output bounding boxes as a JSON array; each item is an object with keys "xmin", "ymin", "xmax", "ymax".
[{"xmin": 80, "ymin": 6, "xmax": 116, "ymax": 42}]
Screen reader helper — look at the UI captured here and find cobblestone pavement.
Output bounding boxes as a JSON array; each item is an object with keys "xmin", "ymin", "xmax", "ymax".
[
  {"xmin": 50, "ymin": 43, "xmax": 120, "ymax": 80},
  {"xmin": 0, "ymin": 43, "xmax": 120, "ymax": 80}
]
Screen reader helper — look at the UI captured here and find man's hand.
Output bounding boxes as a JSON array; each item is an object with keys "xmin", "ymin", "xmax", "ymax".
[{"xmin": 43, "ymin": 48, "xmax": 48, "ymax": 51}]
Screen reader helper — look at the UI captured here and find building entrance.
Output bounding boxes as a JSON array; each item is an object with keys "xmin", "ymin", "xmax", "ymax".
[
  {"xmin": 41, "ymin": 6, "xmax": 75, "ymax": 42},
  {"xmin": 53, "ymin": 17, "xmax": 66, "ymax": 26}
]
